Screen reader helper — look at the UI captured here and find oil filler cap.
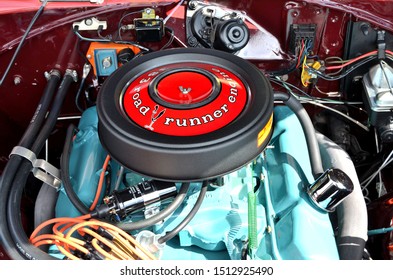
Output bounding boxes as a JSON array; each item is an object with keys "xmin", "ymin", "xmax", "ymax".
[{"xmin": 97, "ymin": 48, "xmax": 273, "ymax": 181}]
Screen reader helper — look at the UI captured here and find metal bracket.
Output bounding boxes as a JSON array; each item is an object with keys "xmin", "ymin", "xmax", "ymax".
[
  {"xmin": 377, "ymin": 30, "xmax": 386, "ymax": 60},
  {"xmin": 73, "ymin": 17, "xmax": 107, "ymax": 31},
  {"xmin": 10, "ymin": 146, "xmax": 61, "ymax": 190}
]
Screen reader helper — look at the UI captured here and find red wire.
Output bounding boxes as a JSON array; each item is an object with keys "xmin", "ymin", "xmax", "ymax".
[
  {"xmin": 325, "ymin": 50, "xmax": 378, "ymax": 70},
  {"xmin": 90, "ymin": 155, "xmax": 111, "ymax": 211},
  {"xmin": 296, "ymin": 39, "xmax": 305, "ymax": 68}
]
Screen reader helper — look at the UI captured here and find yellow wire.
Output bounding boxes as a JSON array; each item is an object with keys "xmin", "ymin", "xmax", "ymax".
[
  {"xmin": 65, "ymin": 220, "xmax": 156, "ymax": 260},
  {"xmin": 108, "ymin": 229, "xmax": 142, "ymax": 259},
  {"xmin": 91, "ymin": 239, "xmax": 118, "ymax": 260},
  {"xmin": 325, "ymin": 56, "xmax": 350, "ymax": 64},
  {"xmin": 57, "ymin": 244, "xmax": 80, "ymax": 260},
  {"xmin": 31, "ymin": 234, "xmax": 88, "ymax": 255},
  {"xmin": 301, "ymin": 55, "xmax": 309, "ymax": 87},
  {"xmin": 107, "ymin": 227, "xmax": 157, "ymax": 260},
  {"xmin": 33, "ymin": 217, "xmax": 157, "ymax": 260},
  {"xmin": 34, "ymin": 239, "xmax": 80, "ymax": 260},
  {"xmin": 79, "ymin": 227, "xmax": 130, "ymax": 260}
]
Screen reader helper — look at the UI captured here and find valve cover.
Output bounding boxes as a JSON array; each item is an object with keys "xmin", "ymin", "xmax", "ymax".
[{"xmin": 97, "ymin": 48, "xmax": 273, "ymax": 181}]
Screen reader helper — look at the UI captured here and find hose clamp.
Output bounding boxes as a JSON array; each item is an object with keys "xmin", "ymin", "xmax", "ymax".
[
  {"xmin": 65, "ymin": 69, "xmax": 78, "ymax": 83},
  {"xmin": 9, "ymin": 146, "xmax": 61, "ymax": 190}
]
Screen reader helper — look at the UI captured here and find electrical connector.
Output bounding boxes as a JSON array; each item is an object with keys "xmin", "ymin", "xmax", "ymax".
[
  {"xmin": 289, "ymin": 24, "xmax": 316, "ymax": 54},
  {"xmin": 301, "ymin": 60, "xmax": 322, "ymax": 86},
  {"xmin": 90, "ymin": 203, "xmax": 111, "ymax": 218}
]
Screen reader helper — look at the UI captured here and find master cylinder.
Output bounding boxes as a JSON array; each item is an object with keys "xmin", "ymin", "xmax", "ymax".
[{"xmin": 363, "ymin": 61, "xmax": 393, "ymax": 142}]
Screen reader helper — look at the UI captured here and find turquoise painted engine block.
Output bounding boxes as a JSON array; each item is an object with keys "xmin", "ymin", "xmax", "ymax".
[{"xmin": 55, "ymin": 105, "xmax": 339, "ymax": 260}]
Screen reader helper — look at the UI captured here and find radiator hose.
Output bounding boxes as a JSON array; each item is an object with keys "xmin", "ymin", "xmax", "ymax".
[
  {"xmin": 316, "ymin": 132, "xmax": 367, "ymax": 260},
  {"xmin": 273, "ymin": 92, "xmax": 324, "ymax": 178}
]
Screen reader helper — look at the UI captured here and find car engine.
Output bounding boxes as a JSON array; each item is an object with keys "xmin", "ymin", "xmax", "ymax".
[{"xmin": 0, "ymin": 0, "xmax": 392, "ymax": 261}]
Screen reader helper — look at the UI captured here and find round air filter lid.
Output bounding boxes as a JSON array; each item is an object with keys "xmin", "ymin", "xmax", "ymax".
[{"xmin": 97, "ymin": 48, "xmax": 273, "ymax": 181}]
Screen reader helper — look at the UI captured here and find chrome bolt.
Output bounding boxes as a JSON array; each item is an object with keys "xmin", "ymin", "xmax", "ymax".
[
  {"xmin": 189, "ymin": 1, "xmax": 197, "ymax": 10},
  {"xmin": 13, "ymin": 76, "xmax": 21, "ymax": 85},
  {"xmin": 84, "ymin": 18, "xmax": 93, "ymax": 26}
]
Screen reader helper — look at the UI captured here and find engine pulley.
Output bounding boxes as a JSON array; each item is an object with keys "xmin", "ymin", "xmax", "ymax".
[{"xmin": 97, "ymin": 48, "xmax": 273, "ymax": 181}]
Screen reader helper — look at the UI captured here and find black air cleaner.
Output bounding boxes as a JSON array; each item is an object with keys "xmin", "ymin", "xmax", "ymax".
[{"xmin": 97, "ymin": 48, "xmax": 273, "ymax": 181}]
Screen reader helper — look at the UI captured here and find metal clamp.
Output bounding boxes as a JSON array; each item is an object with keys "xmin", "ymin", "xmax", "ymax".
[{"xmin": 10, "ymin": 146, "xmax": 61, "ymax": 189}]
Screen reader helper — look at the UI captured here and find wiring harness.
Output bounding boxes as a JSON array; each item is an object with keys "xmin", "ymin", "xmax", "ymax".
[{"xmin": 30, "ymin": 215, "xmax": 156, "ymax": 260}]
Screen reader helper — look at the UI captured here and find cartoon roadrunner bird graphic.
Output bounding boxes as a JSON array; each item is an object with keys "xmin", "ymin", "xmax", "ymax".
[{"xmin": 144, "ymin": 105, "xmax": 166, "ymax": 131}]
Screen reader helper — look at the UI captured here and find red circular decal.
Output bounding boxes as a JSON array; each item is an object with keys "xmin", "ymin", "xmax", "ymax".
[{"xmin": 122, "ymin": 63, "xmax": 248, "ymax": 136}]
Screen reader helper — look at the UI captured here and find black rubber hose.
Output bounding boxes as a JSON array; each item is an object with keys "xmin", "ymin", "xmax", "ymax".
[
  {"xmin": 0, "ymin": 157, "xmax": 26, "ymax": 260},
  {"xmin": 60, "ymin": 124, "xmax": 89, "ymax": 214},
  {"xmin": 34, "ymin": 184, "xmax": 59, "ymax": 229},
  {"xmin": 31, "ymin": 71, "xmax": 76, "ymax": 153},
  {"xmin": 0, "ymin": 71, "xmax": 60, "ymax": 260},
  {"xmin": 158, "ymin": 181, "xmax": 208, "ymax": 244},
  {"xmin": 273, "ymin": 92, "xmax": 324, "ymax": 179},
  {"xmin": 7, "ymin": 160, "xmax": 56, "ymax": 260},
  {"xmin": 7, "ymin": 71, "xmax": 76, "ymax": 260},
  {"xmin": 19, "ymin": 70, "xmax": 62, "ymax": 147},
  {"xmin": 34, "ymin": 183, "xmax": 59, "ymax": 253},
  {"xmin": 116, "ymin": 182, "xmax": 190, "ymax": 231}
]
